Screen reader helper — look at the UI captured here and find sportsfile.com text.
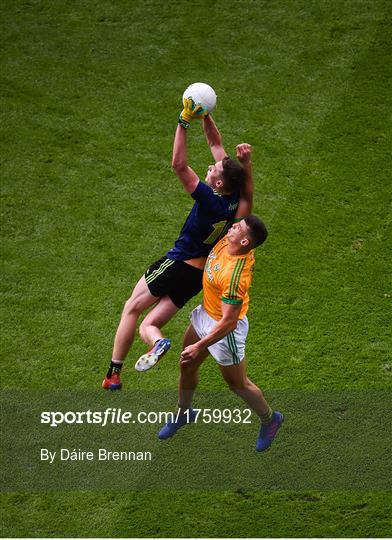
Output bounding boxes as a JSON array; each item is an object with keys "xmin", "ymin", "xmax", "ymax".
[{"xmin": 40, "ymin": 408, "xmax": 253, "ymax": 427}]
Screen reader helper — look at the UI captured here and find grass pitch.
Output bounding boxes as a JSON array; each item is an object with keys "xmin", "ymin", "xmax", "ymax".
[{"xmin": 1, "ymin": 0, "xmax": 391, "ymax": 537}]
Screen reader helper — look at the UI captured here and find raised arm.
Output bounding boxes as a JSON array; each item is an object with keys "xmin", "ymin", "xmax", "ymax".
[
  {"xmin": 235, "ymin": 143, "xmax": 253, "ymax": 219},
  {"xmin": 171, "ymin": 124, "xmax": 199, "ymax": 194},
  {"xmin": 203, "ymin": 115, "xmax": 228, "ymax": 162},
  {"xmin": 172, "ymin": 98, "xmax": 210, "ymax": 193}
]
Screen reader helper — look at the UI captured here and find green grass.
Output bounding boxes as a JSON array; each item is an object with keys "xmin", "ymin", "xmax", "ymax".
[
  {"xmin": 1, "ymin": 0, "xmax": 391, "ymax": 537},
  {"xmin": 1, "ymin": 491, "xmax": 391, "ymax": 538}
]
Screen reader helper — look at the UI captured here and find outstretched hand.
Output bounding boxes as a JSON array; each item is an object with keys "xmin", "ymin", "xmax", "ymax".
[
  {"xmin": 236, "ymin": 143, "xmax": 252, "ymax": 165},
  {"xmin": 179, "ymin": 98, "xmax": 208, "ymax": 128}
]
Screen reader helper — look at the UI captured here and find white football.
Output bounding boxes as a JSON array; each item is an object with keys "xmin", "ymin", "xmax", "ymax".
[{"xmin": 182, "ymin": 82, "xmax": 217, "ymax": 113}]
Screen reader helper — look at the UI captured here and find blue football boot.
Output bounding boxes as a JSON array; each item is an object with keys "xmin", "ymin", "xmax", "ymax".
[
  {"xmin": 158, "ymin": 408, "xmax": 197, "ymax": 440},
  {"xmin": 256, "ymin": 411, "xmax": 284, "ymax": 452}
]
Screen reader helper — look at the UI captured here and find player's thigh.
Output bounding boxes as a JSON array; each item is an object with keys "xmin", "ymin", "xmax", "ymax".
[
  {"xmin": 124, "ymin": 275, "xmax": 159, "ymax": 313},
  {"xmin": 183, "ymin": 323, "xmax": 201, "ymax": 348},
  {"xmin": 218, "ymin": 359, "xmax": 249, "ymax": 389},
  {"xmin": 140, "ymin": 295, "xmax": 179, "ymax": 328}
]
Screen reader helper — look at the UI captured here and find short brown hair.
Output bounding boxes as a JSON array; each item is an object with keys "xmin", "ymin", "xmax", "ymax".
[
  {"xmin": 222, "ymin": 157, "xmax": 245, "ymax": 193},
  {"xmin": 244, "ymin": 215, "xmax": 268, "ymax": 248}
]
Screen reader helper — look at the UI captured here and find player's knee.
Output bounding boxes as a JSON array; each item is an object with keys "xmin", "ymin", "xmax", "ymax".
[
  {"xmin": 179, "ymin": 360, "xmax": 197, "ymax": 375},
  {"xmin": 123, "ymin": 297, "xmax": 142, "ymax": 317}
]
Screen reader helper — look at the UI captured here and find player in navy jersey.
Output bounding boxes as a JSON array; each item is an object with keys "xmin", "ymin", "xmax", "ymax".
[{"xmin": 102, "ymin": 99, "xmax": 254, "ymax": 389}]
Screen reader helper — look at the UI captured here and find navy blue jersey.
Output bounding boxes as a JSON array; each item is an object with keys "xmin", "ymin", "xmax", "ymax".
[{"xmin": 167, "ymin": 181, "xmax": 240, "ymax": 261}]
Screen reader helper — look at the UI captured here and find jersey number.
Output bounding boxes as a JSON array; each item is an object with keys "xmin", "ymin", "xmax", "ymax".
[{"xmin": 204, "ymin": 220, "xmax": 230, "ymax": 245}]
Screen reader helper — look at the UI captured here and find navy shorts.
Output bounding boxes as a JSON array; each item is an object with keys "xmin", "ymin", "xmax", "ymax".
[{"xmin": 145, "ymin": 256, "xmax": 203, "ymax": 309}]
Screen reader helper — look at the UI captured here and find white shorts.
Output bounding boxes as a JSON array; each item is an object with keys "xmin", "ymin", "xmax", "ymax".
[{"xmin": 190, "ymin": 304, "xmax": 249, "ymax": 366}]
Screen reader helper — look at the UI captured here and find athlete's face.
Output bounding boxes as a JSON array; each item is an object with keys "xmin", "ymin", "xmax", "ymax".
[
  {"xmin": 205, "ymin": 160, "xmax": 224, "ymax": 189},
  {"xmin": 227, "ymin": 220, "xmax": 250, "ymax": 247}
]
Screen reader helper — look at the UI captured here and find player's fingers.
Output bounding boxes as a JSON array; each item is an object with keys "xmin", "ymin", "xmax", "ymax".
[
  {"xmin": 180, "ymin": 357, "xmax": 191, "ymax": 366},
  {"xmin": 193, "ymin": 103, "xmax": 204, "ymax": 116},
  {"xmin": 237, "ymin": 143, "xmax": 251, "ymax": 150}
]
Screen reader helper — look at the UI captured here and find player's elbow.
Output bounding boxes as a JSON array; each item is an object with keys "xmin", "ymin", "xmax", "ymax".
[
  {"xmin": 172, "ymin": 159, "xmax": 186, "ymax": 173},
  {"xmin": 246, "ymin": 200, "xmax": 253, "ymax": 215},
  {"xmin": 229, "ymin": 321, "xmax": 238, "ymax": 333},
  {"xmin": 236, "ymin": 198, "xmax": 253, "ymax": 219},
  {"xmin": 223, "ymin": 319, "xmax": 238, "ymax": 334},
  {"xmin": 209, "ymin": 140, "xmax": 221, "ymax": 150}
]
